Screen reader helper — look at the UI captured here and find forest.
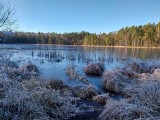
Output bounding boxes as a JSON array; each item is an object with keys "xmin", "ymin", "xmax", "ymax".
[{"xmin": 0, "ymin": 22, "xmax": 160, "ymax": 47}]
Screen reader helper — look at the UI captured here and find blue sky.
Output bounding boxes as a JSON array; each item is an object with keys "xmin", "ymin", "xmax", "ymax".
[{"xmin": 7, "ymin": 0, "xmax": 160, "ymax": 33}]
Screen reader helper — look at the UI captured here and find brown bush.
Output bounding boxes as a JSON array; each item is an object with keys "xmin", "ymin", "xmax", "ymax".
[
  {"xmin": 73, "ymin": 84, "xmax": 99, "ymax": 99},
  {"xmin": 92, "ymin": 94, "xmax": 108, "ymax": 105},
  {"xmin": 47, "ymin": 79, "xmax": 65, "ymax": 90},
  {"xmin": 127, "ymin": 61, "xmax": 146, "ymax": 73},
  {"xmin": 7, "ymin": 64, "xmax": 39, "ymax": 81},
  {"xmin": 102, "ymin": 70, "xmax": 129, "ymax": 94},
  {"xmin": 19, "ymin": 64, "xmax": 39, "ymax": 73},
  {"xmin": 84, "ymin": 62, "xmax": 104, "ymax": 76},
  {"xmin": 102, "ymin": 67, "xmax": 141, "ymax": 96}
]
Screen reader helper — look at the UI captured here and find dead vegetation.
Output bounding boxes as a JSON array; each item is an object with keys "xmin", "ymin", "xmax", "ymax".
[
  {"xmin": 99, "ymin": 100, "xmax": 152, "ymax": 120},
  {"xmin": 7, "ymin": 63, "xmax": 39, "ymax": 81},
  {"xmin": 65, "ymin": 64, "xmax": 90, "ymax": 84},
  {"xmin": 102, "ymin": 60, "xmax": 160, "ymax": 95},
  {"xmin": 46, "ymin": 79, "xmax": 66, "ymax": 90},
  {"xmin": 92, "ymin": 94, "xmax": 109, "ymax": 105},
  {"xmin": 0, "ymin": 78, "xmax": 79, "ymax": 120},
  {"xmin": 1, "ymin": 57, "xmax": 160, "ymax": 120},
  {"xmin": 0, "ymin": 60, "xmax": 104, "ymax": 119},
  {"xmin": 102, "ymin": 69, "xmax": 138, "ymax": 95},
  {"xmin": 72, "ymin": 84, "xmax": 99, "ymax": 99},
  {"xmin": 100, "ymin": 80, "xmax": 160, "ymax": 120},
  {"xmin": 84, "ymin": 62, "xmax": 104, "ymax": 76},
  {"xmin": 100, "ymin": 60, "xmax": 160, "ymax": 120}
]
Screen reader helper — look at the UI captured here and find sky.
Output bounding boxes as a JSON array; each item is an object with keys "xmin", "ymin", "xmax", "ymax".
[{"xmin": 6, "ymin": 0, "xmax": 160, "ymax": 33}]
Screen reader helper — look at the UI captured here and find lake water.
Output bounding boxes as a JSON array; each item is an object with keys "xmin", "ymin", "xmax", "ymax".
[{"xmin": 0, "ymin": 44, "xmax": 160, "ymax": 90}]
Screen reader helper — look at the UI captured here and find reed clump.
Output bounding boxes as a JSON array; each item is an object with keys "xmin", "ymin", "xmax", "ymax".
[
  {"xmin": 84, "ymin": 62, "xmax": 104, "ymax": 76},
  {"xmin": 73, "ymin": 84, "xmax": 99, "ymax": 99},
  {"xmin": 100, "ymin": 60, "xmax": 160, "ymax": 120},
  {"xmin": 7, "ymin": 63, "xmax": 39, "ymax": 81}
]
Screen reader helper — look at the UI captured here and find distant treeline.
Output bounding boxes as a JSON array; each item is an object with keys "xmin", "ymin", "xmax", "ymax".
[{"xmin": 0, "ymin": 22, "xmax": 160, "ymax": 47}]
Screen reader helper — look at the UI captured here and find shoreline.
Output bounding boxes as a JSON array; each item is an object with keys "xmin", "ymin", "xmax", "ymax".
[{"xmin": 0, "ymin": 43, "xmax": 160, "ymax": 49}]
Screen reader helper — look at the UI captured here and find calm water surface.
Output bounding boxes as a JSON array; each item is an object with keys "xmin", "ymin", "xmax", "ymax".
[{"xmin": 0, "ymin": 44, "xmax": 160, "ymax": 90}]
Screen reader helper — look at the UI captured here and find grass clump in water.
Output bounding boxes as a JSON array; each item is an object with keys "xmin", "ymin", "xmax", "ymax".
[{"xmin": 84, "ymin": 62, "xmax": 104, "ymax": 76}]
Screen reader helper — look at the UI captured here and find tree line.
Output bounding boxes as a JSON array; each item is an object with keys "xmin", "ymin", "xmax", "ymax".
[{"xmin": 0, "ymin": 22, "xmax": 160, "ymax": 47}]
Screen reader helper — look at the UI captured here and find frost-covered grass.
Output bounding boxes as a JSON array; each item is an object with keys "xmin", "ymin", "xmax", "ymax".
[
  {"xmin": 0, "ymin": 78, "xmax": 79, "ymax": 120},
  {"xmin": 100, "ymin": 99, "xmax": 152, "ymax": 120},
  {"xmin": 1, "ymin": 55, "xmax": 160, "ymax": 120},
  {"xmin": 100, "ymin": 60, "xmax": 160, "ymax": 120},
  {"xmin": 84, "ymin": 62, "xmax": 104, "ymax": 76},
  {"xmin": 0, "ymin": 59, "xmax": 104, "ymax": 119},
  {"xmin": 65, "ymin": 63, "xmax": 90, "ymax": 84},
  {"xmin": 0, "ymin": 56, "xmax": 79, "ymax": 119},
  {"xmin": 100, "ymin": 80, "xmax": 160, "ymax": 120}
]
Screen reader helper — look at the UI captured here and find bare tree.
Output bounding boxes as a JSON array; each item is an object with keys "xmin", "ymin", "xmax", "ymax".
[{"xmin": 0, "ymin": 2, "xmax": 17, "ymax": 31}]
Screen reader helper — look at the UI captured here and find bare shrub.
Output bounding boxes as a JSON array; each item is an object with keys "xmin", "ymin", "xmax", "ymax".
[
  {"xmin": 0, "ymin": 1, "xmax": 17, "ymax": 31},
  {"xmin": 84, "ymin": 62, "xmax": 104, "ymax": 76}
]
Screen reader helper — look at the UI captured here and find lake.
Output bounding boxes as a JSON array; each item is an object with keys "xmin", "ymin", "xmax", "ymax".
[{"xmin": 0, "ymin": 44, "xmax": 160, "ymax": 90}]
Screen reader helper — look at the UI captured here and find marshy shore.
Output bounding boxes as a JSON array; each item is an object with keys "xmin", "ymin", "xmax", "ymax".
[{"xmin": 0, "ymin": 56, "xmax": 160, "ymax": 119}]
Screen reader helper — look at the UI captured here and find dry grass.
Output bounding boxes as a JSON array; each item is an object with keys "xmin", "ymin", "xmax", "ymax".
[
  {"xmin": 127, "ymin": 61, "xmax": 146, "ymax": 73},
  {"xmin": 138, "ymin": 68, "xmax": 160, "ymax": 82},
  {"xmin": 102, "ymin": 69, "xmax": 135, "ymax": 94},
  {"xmin": 84, "ymin": 62, "xmax": 104, "ymax": 76},
  {"xmin": 127, "ymin": 60, "xmax": 160, "ymax": 74},
  {"xmin": 46, "ymin": 79, "xmax": 65, "ymax": 90},
  {"xmin": 0, "ymin": 78, "xmax": 79, "ymax": 120},
  {"xmin": 99, "ymin": 100, "xmax": 152, "ymax": 120},
  {"xmin": 100, "ymin": 79, "xmax": 160, "ymax": 120},
  {"xmin": 101, "ymin": 60, "xmax": 160, "ymax": 99},
  {"xmin": 73, "ymin": 84, "xmax": 99, "ymax": 99},
  {"xmin": 131, "ymin": 80, "xmax": 160, "ymax": 116},
  {"xmin": 0, "ymin": 60, "xmax": 103, "ymax": 119},
  {"xmin": 65, "ymin": 64, "xmax": 78, "ymax": 79},
  {"xmin": 65, "ymin": 64, "xmax": 90, "ymax": 85},
  {"xmin": 92, "ymin": 94, "xmax": 109, "ymax": 105},
  {"xmin": 100, "ymin": 60, "xmax": 160, "ymax": 120},
  {"xmin": 7, "ymin": 63, "xmax": 39, "ymax": 81},
  {"xmin": 19, "ymin": 64, "xmax": 39, "ymax": 73}
]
